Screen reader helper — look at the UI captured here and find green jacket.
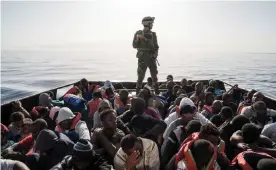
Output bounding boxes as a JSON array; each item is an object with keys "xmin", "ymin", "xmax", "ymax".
[{"xmin": 133, "ymin": 30, "xmax": 159, "ymax": 53}]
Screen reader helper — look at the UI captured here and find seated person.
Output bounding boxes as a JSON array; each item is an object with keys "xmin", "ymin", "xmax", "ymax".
[
  {"xmin": 201, "ymin": 93, "xmax": 219, "ymax": 119},
  {"xmin": 2, "ymin": 119, "xmax": 48, "ymax": 158},
  {"xmin": 165, "ymin": 139, "xmax": 221, "ymax": 170},
  {"xmin": 26, "ymin": 129, "xmax": 74, "ymax": 170},
  {"xmin": 261, "ymin": 122, "xmax": 276, "ymax": 143},
  {"xmin": 236, "ymin": 90, "xmax": 256, "ymax": 115},
  {"xmin": 114, "ymin": 89, "xmax": 131, "ymax": 115},
  {"xmin": 114, "ymin": 134, "xmax": 160, "ymax": 170},
  {"xmin": 56, "ymin": 107, "xmax": 90, "ymax": 142},
  {"xmin": 222, "ymin": 93, "xmax": 238, "ymax": 114},
  {"xmin": 180, "ymin": 78, "xmax": 194, "ymax": 94},
  {"xmin": 189, "ymin": 82, "xmax": 205, "ymax": 106},
  {"xmin": 163, "ymin": 97, "xmax": 212, "ymax": 141},
  {"xmin": 230, "ymin": 123, "xmax": 276, "ymax": 158},
  {"xmin": 1, "ymin": 123, "xmax": 15, "ymax": 152},
  {"xmin": 175, "ymin": 124, "xmax": 230, "ymax": 169},
  {"xmin": 20, "ymin": 118, "xmax": 33, "ymax": 140},
  {"xmin": 241, "ymin": 92, "xmax": 276, "ymax": 119},
  {"xmin": 246, "ymin": 101, "xmax": 275, "ymax": 128},
  {"xmin": 51, "ymin": 139, "xmax": 113, "ymax": 170},
  {"xmin": 228, "ymin": 151, "xmax": 276, "ymax": 170},
  {"xmin": 8, "ymin": 112, "xmax": 25, "ymax": 141},
  {"xmin": 161, "ymin": 120, "xmax": 201, "ymax": 167},
  {"xmin": 91, "ymin": 109, "xmax": 125, "ymax": 165}
]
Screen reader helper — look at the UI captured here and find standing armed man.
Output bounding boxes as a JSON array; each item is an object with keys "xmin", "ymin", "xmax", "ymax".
[{"xmin": 133, "ymin": 16, "xmax": 159, "ymax": 95}]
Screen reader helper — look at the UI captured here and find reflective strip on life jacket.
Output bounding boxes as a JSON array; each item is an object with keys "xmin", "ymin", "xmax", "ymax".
[
  {"xmin": 181, "ymin": 132, "xmax": 225, "ymax": 153},
  {"xmin": 176, "ymin": 140, "xmax": 217, "ymax": 170},
  {"xmin": 231, "ymin": 151, "xmax": 275, "ymax": 170}
]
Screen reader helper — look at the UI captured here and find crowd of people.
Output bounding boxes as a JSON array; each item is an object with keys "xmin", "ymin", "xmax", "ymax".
[{"xmin": 1, "ymin": 76, "xmax": 276, "ymax": 170}]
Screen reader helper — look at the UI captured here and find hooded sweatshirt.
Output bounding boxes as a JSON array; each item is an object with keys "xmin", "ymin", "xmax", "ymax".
[{"xmin": 33, "ymin": 129, "xmax": 74, "ymax": 170}]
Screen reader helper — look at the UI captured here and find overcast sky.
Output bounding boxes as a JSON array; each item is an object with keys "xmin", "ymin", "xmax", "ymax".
[{"xmin": 2, "ymin": 0, "xmax": 276, "ymax": 53}]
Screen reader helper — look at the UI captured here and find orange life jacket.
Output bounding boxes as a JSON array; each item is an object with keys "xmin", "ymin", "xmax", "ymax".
[
  {"xmin": 31, "ymin": 106, "xmax": 49, "ymax": 119},
  {"xmin": 181, "ymin": 132, "xmax": 225, "ymax": 153},
  {"xmin": 230, "ymin": 151, "xmax": 275, "ymax": 170},
  {"xmin": 114, "ymin": 94, "xmax": 131, "ymax": 114},
  {"xmin": 57, "ymin": 112, "xmax": 81, "ymax": 132},
  {"xmin": 88, "ymin": 98, "xmax": 103, "ymax": 117},
  {"xmin": 65, "ymin": 84, "xmax": 100, "ymax": 96},
  {"xmin": 203, "ymin": 105, "xmax": 213, "ymax": 114},
  {"xmin": 175, "ymin": 139, "xmax": 217, "ymax": 170}
]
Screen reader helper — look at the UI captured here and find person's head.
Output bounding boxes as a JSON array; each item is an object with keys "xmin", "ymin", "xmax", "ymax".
[
  {"xmin": 119, "ymin": 89, "xmax": 129, "ymax": 103},
  {"xmin": 121, "ymin": 134, "xmax": 142, "ymax": 156},
  {"xmin": 210, "ymin": 115, "xmax": 223, "ymax": 127},
  {"xmin": 38, "ymin": 93, "xmax": 52, "ymax": 107},
  {"xmin": 30, "ymin": 119, "xmax": 48, "ymax": 140},
  {"xmin": 178, "ymin": 97, "xmax": 196, "ymax": 119},
  {"xmin": 10, "ymin": 112, "xmax": 25, "ymax": 129},
  {"xmin": 100, "ymin": 109, "xmax": 117, "ymax": 130},
  {"xmin": 187, "ymin": 80, "xmax": 193, "ymax": 85},
  {"xmin": 1, "ymin": 123, "xmax": 9, "ymax": 145},
  {"xmin": 166, "ymin": 81, "xmax": 174, "ymax": 91},
  {"xmin": 190, "ymin": 139, "xmax": 215, "ymax": 170},
  {"xmin": 185, "ymin": 120, "xmax": 201, "ymax": 136},
  {"xmin": 93, "ymin": 90, "xmax": 102, "ymax": 99},
  {"xmin": 230, "ymin": 115, "xmax": 250, "ymax": 131},
  {"xmin": 199, "ymin": 124, "xmax": 221, "ymax": 146},
  {"xmin": 176, "ymin": 88, "xmax": 185, "ymax": 96},
  {"xmin": 21, "ymin": 118, "xmax": 33, "ymax": 135},
  {"xmin": 244, "ymin": 90, "xmax": 257, "ymax": 103},
  {"xmin": 56, "ymin": 107, "xmax": 76, "ymax": 130},
  {"xmin": 252, "ymin": 101, "xmax": 267, "ymax": 118},
  {"xmin": 173, "ymin": 85, "xmax": 181, "ymax": 95},
  {"xmin": 166, "ymin": 75, "xmax": 173, "ymax": 82},
  {"xmin": 209, "ymin": 80, "xmax": 217, "ymax": 88},
  {"xmin": 98, "ymin": 99, "xmax": 112, "ymax": 113},
  {"xmin": 72, "ymin": 139, "xmax": 95, "ymax": 170},
  {"xmin": 181, "ymin": 78, "xmax": 187, "ymax": 87},
  {"xmin": 105, "ymin": 87, "xmax": 114, "ymax": 98},
  {"xmin": 220, "ymin": 106, "xmax": 233, "ymax": 122},
  {"xmin": 205, "ymin": 87, "xmax": 215, "ymax": 94},
  {"xmin": 257, "ymin": 158, "xmax": 276, "ymax": 170},
  {"xmin": 79, "ymin": 78, "xmax": 89, "ymax": 89},
  {"xmin": 205, "ymin": 92, "xmax": 215, "ymax": 106},
  {"xmin": 147, "ymin": 77, "xmax": 153, "ymax": 86},
  {"xmin": 130, "ymin": 97, "xmax": 146, "ymax": 115},
  {"xmin": 212, "ymin": 100, "xmax": 223, "ymax": 114},
  {"xmin": 35, "ymin": 129, "xmax": 58, "ymax": 155},
  {"xmin": 252, "ymin": 92, "xmax": 264, "ymax": 103},
  {"xmin": 222, "ymin": 93, "xmax": 232, "ymax": 105},
  {"xmin": 241, "ymin": 123, "xmax": 260, "ymax": 144},
  {"xmin": 142, "ymin": 16, "xmax": 155, "ymax": 29},
  {"xmin": 195, "ymin": 82, "xmax": 203, "ymax": 93}
]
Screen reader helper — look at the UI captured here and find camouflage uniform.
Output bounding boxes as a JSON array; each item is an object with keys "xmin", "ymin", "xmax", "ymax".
[{"xmin": 133, "ymin": 20, "xmax": 159, "ymax": 94}]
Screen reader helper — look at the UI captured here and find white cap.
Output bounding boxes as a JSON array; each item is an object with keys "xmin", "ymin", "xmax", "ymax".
[
  {"xmin": 56, "ymin": 107, "xmax": 75, "ymax": 124},
  {"xmin": 180, "ymin": 97, "xmax": 195, "ymax": 108}
]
